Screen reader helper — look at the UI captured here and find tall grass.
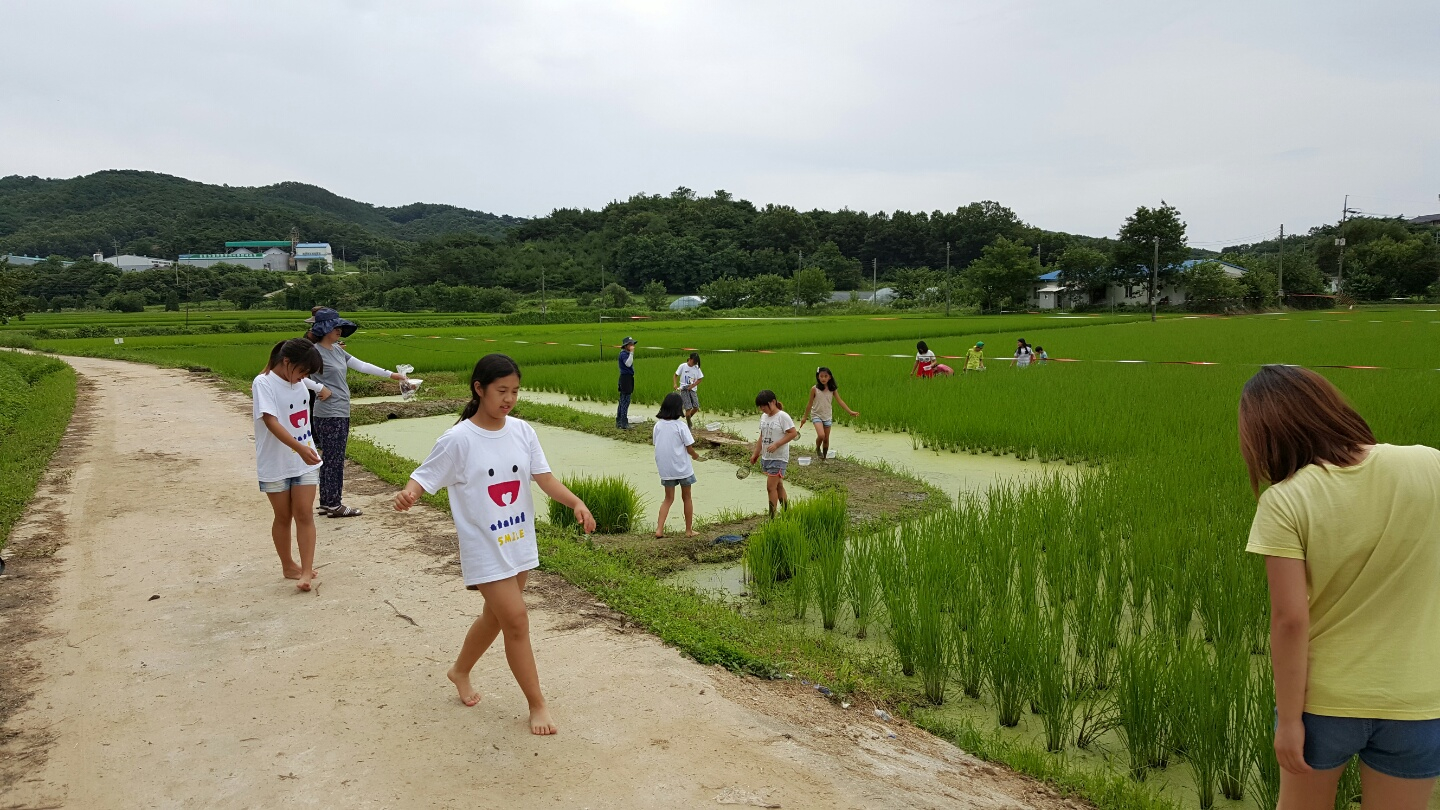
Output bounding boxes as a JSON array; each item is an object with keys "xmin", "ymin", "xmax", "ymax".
[
  {"xmin": 0, "ymin": 353, "xmax": 77, "ymax": 550},
  {"xmin": 547, "ymin": 474, "xmax": 644, "ymax": 534}
]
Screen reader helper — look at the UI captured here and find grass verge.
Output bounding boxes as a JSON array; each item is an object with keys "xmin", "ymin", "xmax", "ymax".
[{"xmin": 0, "ymin": 352, "xmax": 78, "ymax": 551}]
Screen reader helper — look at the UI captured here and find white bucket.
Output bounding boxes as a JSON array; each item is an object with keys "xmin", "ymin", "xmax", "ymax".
[
  {"xmin": 798, "ymin": 456, "xmax": 812, "ymax": 466},
  {"xmin": 705, "ymin": 422, "xmax": 722, "ymax": 432}
]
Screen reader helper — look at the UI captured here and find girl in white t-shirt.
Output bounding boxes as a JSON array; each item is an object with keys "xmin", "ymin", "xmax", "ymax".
[
  {"xmin": 253, "ymin": 339, "xmax": 326, "ymax": 591},
  {"xmin": 653, "ymin": 392, "xmax": 701, "ymax": 538},
  {"xmin": 1014, "ymin": 338, "xmax": 1035, "ymax": 369},
  {"xmin": 394, "ymin": 354, "xmax": 595, "ymax": 736},
  {"xmin": 748, "ymin": 389, "xmax": 799, "ymax": 518},
  {"xmin": 672, "ymin": 352, "xmax": 704, "ymax": 428}
]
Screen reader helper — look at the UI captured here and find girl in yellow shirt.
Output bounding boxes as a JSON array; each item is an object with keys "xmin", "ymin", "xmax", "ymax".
[{"xmin": 1241, "ymin": 365, "xmax": 1440, "ymax": 809}]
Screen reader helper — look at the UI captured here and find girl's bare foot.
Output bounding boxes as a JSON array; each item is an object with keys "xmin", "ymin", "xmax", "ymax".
[
  {"xmin": 685, "ymin": 531, "xmax": 699, "ymax": 538},
  {"xmin": 283, "ymin": 565, "xmax": 302, "ymax": 580},
  {"xmin": 296, "ymin": 570, "xmax": 318, "ymax": 592},
  {"xmin": 447, "ymin": 667, "xmax": 481, "ymax": 707},
  {"xmin": 529, "ymin": 704, "xmax": 557, "ymax": 735},
  {"xmin": 654, "ymin": 531, "xmax": 665, "ymax": 539}
]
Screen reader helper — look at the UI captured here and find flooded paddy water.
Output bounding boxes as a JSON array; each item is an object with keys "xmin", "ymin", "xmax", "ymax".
[{"xmin": 518, "ymin": 389, "xmax": 1055, "ymax": 503}]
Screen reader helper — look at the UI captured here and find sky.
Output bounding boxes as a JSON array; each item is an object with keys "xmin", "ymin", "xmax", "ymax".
[{"xmin": 2, "ymin": 0, "xmax": 1437, "ymax": 245}]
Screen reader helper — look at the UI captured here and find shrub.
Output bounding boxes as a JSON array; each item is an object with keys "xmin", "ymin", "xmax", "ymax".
[
  {"xmin": 547, "ymin": 474, "xmax": 643, "ymax": 534},
  {"xmin": 642, "ymin": 280, "xmax": 668, "ymax": 311}
]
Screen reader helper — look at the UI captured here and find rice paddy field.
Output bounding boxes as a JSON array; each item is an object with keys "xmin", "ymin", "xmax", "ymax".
[{"xmin": 20, "ymin": 306, "xmax": 1440, "ymax": 810}]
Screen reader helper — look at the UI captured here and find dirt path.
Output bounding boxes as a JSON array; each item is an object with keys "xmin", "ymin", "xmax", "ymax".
[{"xmin": 0, "ymin": 356, "xmax": 1077, "ymax": 810}]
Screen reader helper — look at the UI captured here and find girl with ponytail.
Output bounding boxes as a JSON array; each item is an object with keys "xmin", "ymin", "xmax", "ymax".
[
  {"xmin": 252, "ymin": 339, "xmax": 326, "ymax": 591},
  {"xmin": 394, "ymin": 354, "xmax": 595, "ymax": 736}
]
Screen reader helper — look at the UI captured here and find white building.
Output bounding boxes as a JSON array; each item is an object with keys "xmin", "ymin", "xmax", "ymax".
[
  {"xmin": 1032, "ymin": 261, "xmax": 1248, "ymax": 310},
  {"xmin": 96, "ymin": 253, "xmax": 173, "ymax": 272},
  {"xmin": 294, "ymin": 243, "xmax": 334, "ymax": 273}
]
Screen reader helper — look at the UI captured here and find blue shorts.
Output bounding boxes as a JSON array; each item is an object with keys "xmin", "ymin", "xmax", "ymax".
[
  {"xmin": 661, "ymin": 474, "xmax": 697, "ymax": 488},
  {"xmin": 259, "ymin": 470, "xmax": 320, "ymax": 493},
  {"xmin": 1299, "ymin": 713, "xmax": 1440, "ymax": 778},
  {"xmin": 811, "ymin": 417, "xmax": 832, "ymax": 427},
  {"xmin": 761, "ymin": 460, "xmax": 787, "ymax": 478}
]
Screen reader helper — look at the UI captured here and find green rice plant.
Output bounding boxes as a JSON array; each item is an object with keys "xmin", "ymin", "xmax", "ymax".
[
  {"xmin": 845, "ymin": 528, "xmax": 882, "ymax": 639},
  {"xmin": 1113, "ymin": 634, "xmax": 1174, "ymax": 780},
  {"xmin": 1032, "ymin": 602, "xmax": 1078, "ymax": 752},
  {"xmin": 795, "ymin": 491, "xmax": 848, "ymax": 630},
  {"xmin": 1247, "ymin": 664, "xmax": 1281, "ymax": 810},
  {"xmin": 904, "ymin": 511, "xmax": 958, "ymax": 705},
  {"xmin": 548, "ymin": 474, "xmax": 644, "ymax": 534},
  {"xmin": 1216, "ymin": 644, "xmax": 1253, "ymax": 801},
  {"xmin": 978, "ymin": 600, "xmax": 1033, "ymax": 727},
  {"xmin": 780, "ymin": 519, "xmax": 813, "ymax": 620},
  {"xmin": 876, "ymin": 527, "xmax": 918, "ymax": 677},
  {"xmin": 1172, "ymin": 637, "xmax": 1231, "ymax": 808},
  {"xmin": 743, "ymin": 519, "xmax": 792, "ymax": 604}
]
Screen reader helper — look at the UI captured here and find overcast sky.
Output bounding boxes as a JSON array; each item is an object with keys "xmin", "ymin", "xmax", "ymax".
[{"xmin": 3, "ymin": 0, "xmax": 1437, "ymax": 245}]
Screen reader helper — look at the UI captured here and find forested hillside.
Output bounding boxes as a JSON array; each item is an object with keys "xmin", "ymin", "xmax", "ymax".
[{"xmin": 0, "ymin": 171, "xmax": 524, "ymax": 259}]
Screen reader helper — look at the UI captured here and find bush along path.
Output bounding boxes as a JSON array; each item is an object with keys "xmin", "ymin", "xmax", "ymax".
[{"xmin": 1, "ymin": 354, "xmax": 1081, "ymax": 810}]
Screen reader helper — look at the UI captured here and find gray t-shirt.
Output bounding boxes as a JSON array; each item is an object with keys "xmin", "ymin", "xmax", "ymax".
[
  {"xmin": 310, "ymin": 343, "xmax": 355, "ymax": 418},
  {"xmin": 309, "ymin": 343, "xmax": 392, "ymax": 418}
]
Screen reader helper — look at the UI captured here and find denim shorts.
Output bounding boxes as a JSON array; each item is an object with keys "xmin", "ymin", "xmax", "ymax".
[
  {"xmin": 679, "ymin": 389, "xmax": 699, "ymax": 411},
  {"xmin": 661, "ymin": 474, "xmax": 697, "ymax": 488},
  {"xmin": 259, "ymin": 469, "xmax": 320, "ymax": 493},
  {"xmin": 1299, "ymin": 713, "xmax": 1440, "ymax": 778},
  {"xmin": 811, "ymin": 417, "xmax": 832, "ymax": 427},
  {"xmin": 761, "ymin": 460, "xmax": 787, "ymax": 477}
]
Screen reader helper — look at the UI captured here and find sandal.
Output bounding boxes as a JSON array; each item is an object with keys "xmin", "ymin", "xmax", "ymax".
[
  {"xmin": 317, "ymin": 504, "xmax": 337, "ymax": 516},
  {"xmin": 327, "ymin": 504, "xmax": 363, "ymax": 518}
]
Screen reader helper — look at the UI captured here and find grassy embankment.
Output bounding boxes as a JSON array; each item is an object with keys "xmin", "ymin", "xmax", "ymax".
[{"xmin": 0, "ymin": 352, "xmax": 77, "ymax": 552}]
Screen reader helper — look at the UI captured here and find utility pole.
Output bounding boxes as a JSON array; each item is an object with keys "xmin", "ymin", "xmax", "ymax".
[
  {"xmin": 598, "ymin": 262, "xmax": 604, "ymax": 360},
  {"xmin": 872, "ymin": 258, "xmax": 877, "ymax": 305},
  {"xmin": 945, "ymin": 242, "xmax": 951, "ymax": 316},
  {"xmin": 1277, "ymin": 224, "xmax": 1284, "ymax": 307},
  {"xmin": 1335, "ymin": 195, "xmax": 1352, "ymax": 295},
  {"xmin": 541, "ymin": 264, "xmax": 547, "ymax": 322},
  {"xmin": 1150, "ymin": 236, "xmax": 1159, "ymax": 322}
]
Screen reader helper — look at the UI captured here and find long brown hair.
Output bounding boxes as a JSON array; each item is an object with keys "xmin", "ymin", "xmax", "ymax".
[{"xmin": 1238, "ymin": 365, "xmax": 1375, "ymax": 496}]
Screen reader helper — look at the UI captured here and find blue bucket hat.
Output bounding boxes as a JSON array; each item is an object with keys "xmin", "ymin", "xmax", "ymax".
[{"xmin": 305, "ymin": 307, "xmax": 358, "ymax": 338}]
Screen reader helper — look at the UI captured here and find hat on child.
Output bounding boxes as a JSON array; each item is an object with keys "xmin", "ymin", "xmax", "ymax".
[
  {"xmin": 622, "ymin": 336, "xmax": 637, "ymax": 346},
  {"xmin": 975, "ymin": 341, "xmax": 985, "ymax": 347},
  {"xmin": 305, "ymin": 307, "xmax": 358, "ymax": 338}
]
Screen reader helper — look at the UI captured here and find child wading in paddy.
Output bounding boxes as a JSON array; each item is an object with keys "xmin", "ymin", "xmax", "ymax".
[
  {"xmin": 394, "ymin": 354, "xmax": 595, "ymax": 736},
  {"xmin": 252, "ymin": 339, "xmax": 326, "ymax": 592},
  {"xmin": 800, "ymin": 367, "xmax": 859, "ymax": 461},
  {"xmin": 653, "ymin": 392, "xmax": 701, "ymax": 538},
  {"xmin": 749, "ymin": 389, "xmax": 799, "ymax": 518}
]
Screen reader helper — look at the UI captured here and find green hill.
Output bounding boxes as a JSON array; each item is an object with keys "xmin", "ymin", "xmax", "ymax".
[{"xmin": 0, "ymin": 170, "xmax": 524, "ymax": 261}]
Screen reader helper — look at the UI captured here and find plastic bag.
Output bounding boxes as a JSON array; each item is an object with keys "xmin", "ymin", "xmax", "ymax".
[{"xmin": 396, "ymin": 364, "xmax": 422, "ymax": 400}]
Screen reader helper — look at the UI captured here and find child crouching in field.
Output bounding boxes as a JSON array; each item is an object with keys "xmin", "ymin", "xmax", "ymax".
[
  {"xmin": 253, "ymin": 338, "xmax": 326, "ymax": 592},
  {"xmin": 653, "ymin": 392, "xmax": 701, "ymax": 538},
  {"xmin": 393, "ymin": 353, "xmax": 595, "ymax": 736},
  {"xmin": 750, "ymin": 389, "xmax": 798, "ymax": 518}
]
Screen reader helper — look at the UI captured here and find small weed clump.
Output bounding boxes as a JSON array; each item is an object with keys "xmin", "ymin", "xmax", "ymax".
[{"xmin": 548, "ymin": 474, "xmax": 644, "ymax": 534}]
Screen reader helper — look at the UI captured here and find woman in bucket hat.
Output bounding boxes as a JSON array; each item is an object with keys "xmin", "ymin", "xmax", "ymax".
[{"xmin": 305, "ymin": 307, "xmax": 409, "ymax": 517}]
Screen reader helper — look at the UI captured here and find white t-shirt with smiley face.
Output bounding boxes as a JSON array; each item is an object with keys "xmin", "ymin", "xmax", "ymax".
[
  {"xmin": 409, "ymin": 416, "xmax": 551, "ymax": 586},
  {"xmin": 252, "ymin": 371, "xmax": 323, "ymax": 482}
]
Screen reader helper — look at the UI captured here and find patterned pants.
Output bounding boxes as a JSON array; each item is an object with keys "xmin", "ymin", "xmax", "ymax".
[
  {"xmin": 616, "ymin": 393, "xmax": 631, "ymax": 428},
  {"xmin": 313, "ymin": 416, "xmax": 350, "ymax": 508}
]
